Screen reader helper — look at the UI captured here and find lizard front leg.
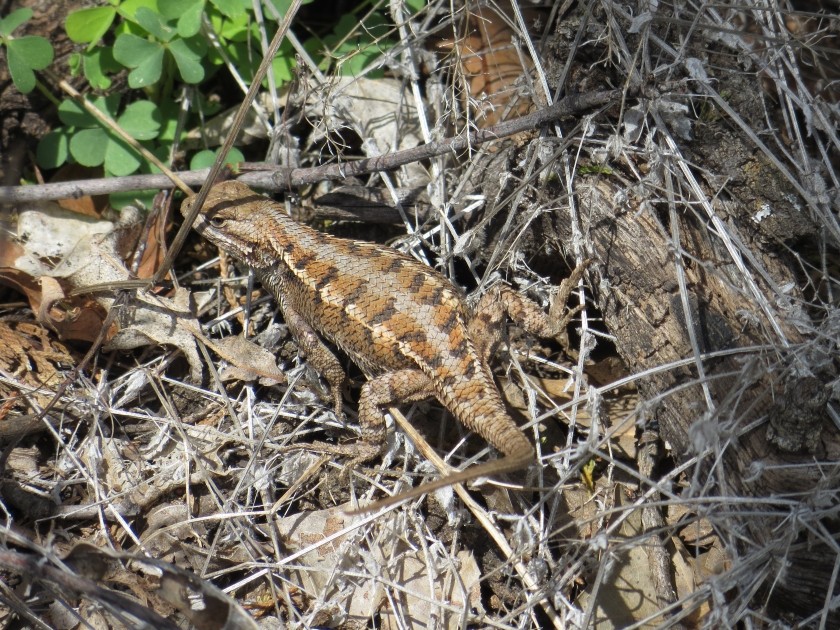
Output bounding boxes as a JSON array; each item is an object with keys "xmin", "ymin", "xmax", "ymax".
[
  {"xmin": 281, "ymin": 303, "xmax": 346, "ymax": 416},
  {"xmin": 468, "ymin": 261, "xmax": 590, "ymax": 361}
]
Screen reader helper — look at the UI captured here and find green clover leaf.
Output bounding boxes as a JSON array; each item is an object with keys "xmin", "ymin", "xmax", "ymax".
[
  {"xmin": 36, "ymin": 129, "xmax": 71, "ymax": 169},
  {"xmin": 105, "ymin": 135, "xmax": 143, "ymax": 176},
  {"xmin": 0, "ymin": 8, "xmax": 33, "ymax": 37},
  {"xmin": 209, "ymin": 0, "xmax": 251, "ymax": 19},
  {"xmin": 58, "ymin": 94, "xmax": 120, "ymax": 127},
  {"xmin": 189, "ymin": 147, "xmax": 244, "ymax": 170},
  {"xmin": 70, "ymin": 128, "xmax": 109, "ymax": 167},
  {"xmin": 114, "ymin": 21, "xmax": 206, "ymax": 88},
  {"xmin": 55, "ymin": 96, "xmax": 160, "ymax": 176},
  {"xmin": 168, "ymin": 37, "xmax": 205, "ymax": 83},
  {"xmin": 81, "ymin": 47, "xmax": 120, "ymax": 90},
  {"xmin": 0, "ymin": 9, "xmax": 54, "ymax": 94},
  {"xmin": 118, "ymin": 100, "xmax": 161, "ymax": 141},
  {"xmin": 65, "ymin": 7, "xmax": 117, "ymax": 47},
  {"xmin": 113, "ymin": 33, "xmax": 165, "ymax": 87},
  {"xmin": 134, "ymin": 6, "xmax": 176, "ymax": 42},
  {"xmin": 159, "ymin": 0, "xmax": 204, "ymax": 37}
]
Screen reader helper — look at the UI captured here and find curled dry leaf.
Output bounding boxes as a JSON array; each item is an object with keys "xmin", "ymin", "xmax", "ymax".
[
  {"xmin": 179, "ymin": 316, "xmax": 286, "ymax": 385},
  {"xmin": 0, "ymin": 320, "xmax": 77, "ymax": 396},
  {"xmin": 315, "ymin": 77, "xmax": 424, "ymax": 178},
  {"xmin": 438, "ymin": 5, "xmax": 544, "ymax": 126},
  {"xmin": 3, "ymin": 201, "xmax": 142, "ymax": 342}
]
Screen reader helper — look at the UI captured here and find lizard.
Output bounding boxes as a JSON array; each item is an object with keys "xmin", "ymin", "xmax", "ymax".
[{"xmin": 181, "ymin": 180, "xmax": 588, "ymax": 510}]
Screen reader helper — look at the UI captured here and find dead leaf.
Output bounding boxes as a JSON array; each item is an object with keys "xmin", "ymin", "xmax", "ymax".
[
  {"xmin": 50, "ymin": 163, "xmax": 109, "ymax": 217},
  {"xmin": 4, "ymin": 201, "xmax": 141, "ymax": 343},
  {"xmin": 3, "ymin": 203, "xmax": 285, "ymax": 384},
  {"xmin": 135, "ymin": 205, "xmax": 168, "ymax": 280},
  {"xmin": 56, "ymin": 543, "xmax": 258, "ymax": 629},
  {"xmin": 155, "ymin": 562, "xmax": 260, "ymax": 630},
  {"xmin": 313, "ymin": 77, "xmax": 427, "ymax": 187},
  {"xmin": 273, "ymin": 505, "xmax": 484, "ymax": 627},
  {"xmin": 102, "ymin": 287, "xmax": 204, "ymax": 382},
  {"xmin": 505, "ymin": 374, "xmax": 640, "ymax": 459},
  {"xmin": 0, "ymin": 320, "xmax": 76, "ymax": 388},
  {"xmin": 437, "ymin": 6, "xmax": 543, "ymax": 126},
  {"xmin": 178, "ymin": 317, "xmax": 286, "ymax": 385}
]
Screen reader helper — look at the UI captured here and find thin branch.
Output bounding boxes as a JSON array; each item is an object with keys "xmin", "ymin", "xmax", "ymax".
[{"xmin": 0, "ymin": 88, "xmax": 622, "ymax": 205}]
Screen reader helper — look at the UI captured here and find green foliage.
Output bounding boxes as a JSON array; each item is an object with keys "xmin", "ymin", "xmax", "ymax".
[
  {"xmin": 23, "ymin": 0, "xmax": 428, "ymax": 205},
  {"xmin": 111, "ymin": 6, "xmax": 207, "ymax": 87},
  {"xmin": 54, "ymin": 96, "xmax": 161, "ymax": 176},
  {"xmin": 578, "ymin": 165, "xmax": 613, "ymax": 176},
  {"xmin": 66, "ymin": 7, "xmax": 118, "ymax": 47},
  {"xmin": 0, "ymin": 8, "xmax": 55, "ymax": 93},
  {"xmin": 0, "ymin": 6, "xmax": 33, "ymax": 34},
  {"xmin": 190, "ymin": 147, "xmax": 245, "ymax": 171}
]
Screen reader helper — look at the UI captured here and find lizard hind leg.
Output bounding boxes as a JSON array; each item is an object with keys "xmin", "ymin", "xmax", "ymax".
[
  {"xmin": 303, "ymin": 368, "xmax": 436, "ymax": 472},
  {"xmin": 353, "ymin": 368, "xmax": 437, "ymax": 466}
]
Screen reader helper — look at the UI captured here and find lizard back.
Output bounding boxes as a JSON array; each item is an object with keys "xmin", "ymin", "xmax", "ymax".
[{"xmin": 182, "ymin": 180, "xmax": 535, "ymax": 482}]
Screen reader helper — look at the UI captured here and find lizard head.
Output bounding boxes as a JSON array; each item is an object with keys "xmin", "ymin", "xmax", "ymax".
[{"xmin": 180, "ymin": 180, "xmax": 278, "ymax": 269}]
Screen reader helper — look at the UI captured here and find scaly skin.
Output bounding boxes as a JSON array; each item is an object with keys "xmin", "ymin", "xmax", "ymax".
[{"xmin": 182, "ymin": 180, "xmax": 587, "ymax": 509}]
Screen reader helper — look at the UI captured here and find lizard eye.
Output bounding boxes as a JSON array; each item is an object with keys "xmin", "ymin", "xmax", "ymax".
[{"xmin": 209, "ymin": 216, "xmax": 226, "ymax": 228}]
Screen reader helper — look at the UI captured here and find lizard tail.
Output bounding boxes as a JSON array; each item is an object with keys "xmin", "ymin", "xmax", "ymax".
[{"xmin": 346, "ymin": 444, "xmax": 534, "ymax": 514}]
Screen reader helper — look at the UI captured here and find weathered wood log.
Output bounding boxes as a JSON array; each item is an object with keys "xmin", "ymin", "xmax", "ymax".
[{"xmin": 555, "ymin": 168, "xmax": 839, "ymax": 621}]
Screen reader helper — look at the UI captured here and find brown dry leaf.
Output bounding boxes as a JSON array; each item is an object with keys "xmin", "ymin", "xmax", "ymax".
[
  {"xmin": 33, "ymin": 276, "xmax": 111, "ymax": 343},
  {"xmin": 57, "ymin": 543, "xmax": 259, "ymax": 629},
  {"xmin": 3, "ymin": 202, "xmax": 286, "ymax": 384},
  {"xmin": 175, "ymin": 308, "xmax": 286, "ymax": 384},
  {"xmin": 102, "ymin": 286, "xmax": 284, "ymax": 384},
  {"xmin": 101, "ymin": 287, "xmax": 205, "ymax": 381},
  {"xmin": 505, "ymin": 374, "xmax": 639, "ymax": 459},
  {"xmin": 9, "ymin": 202, "xmax": 199, "ymax": 372},
  {"xmin": 0, "ymin": 239, "xmax": 37, "ymax": 299},
  {"xmin": 186, "ymin": 327, "xmax": 287, "ymax": 385},
  {"xmin": 19, "ymin": 205, "xmax": 204, "ymax": 379},
  {"xmin": 3, "ymin": 201, "xmax": 139, "ymax": 343},
  {"xmin": 378, "ymin": 549, "xmax": 483, "ymax": 629},
  {"xmin": 438, "ymin": 6, "xmax": 543, "ymax": 126},
  {"xmin": 0, "ymin": 240, "xmax": 109, "ymax": 343},
  {"xmin": 0, "ymin": 320, "xmax": 77, "ymax": 394},
  {"xmin": 53, "ymin": 187, "xmax": 102, "ymax": 218},
  {"xmin": 50, "ymin": 163, "xmax": 110, "ymax": 217},
  {"xmin": 678, "ymin": 516, "xmax": 716, "ymax": 548},
  {"xmin": 586, "ymin": 355, "xmax": 631, "ymax": 386},
  {"xmin": 135, "ymin": 207, "xmax": 167, "ymax": 280},
  {"xmin": 573, "ymin": 490, "xmax": 684, "ymax": 628},
  {"xmin": 671, "ymin": 542, "xmax": 711, "ymax": 626}
]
